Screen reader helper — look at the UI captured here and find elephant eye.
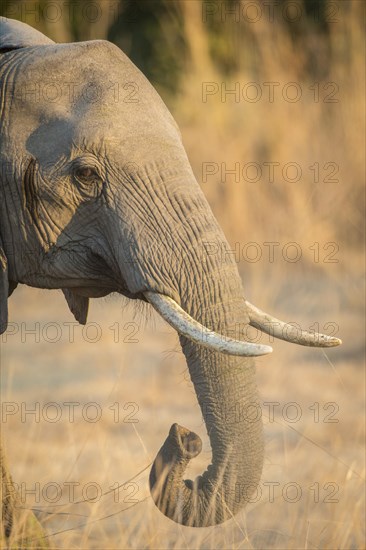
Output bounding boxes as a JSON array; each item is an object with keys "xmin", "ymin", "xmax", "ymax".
[{"xmin": 74, "ymin": 166, "xmax": 100, "ymax": 183}]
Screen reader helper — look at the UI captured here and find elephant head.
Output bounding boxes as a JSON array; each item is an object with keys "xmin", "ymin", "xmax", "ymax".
[{"xmin": 0, "ymin": 17, "xmax": 341, "ymax": 527}]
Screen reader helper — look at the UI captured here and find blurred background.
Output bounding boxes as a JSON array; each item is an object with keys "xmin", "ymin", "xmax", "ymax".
[{"xmin": 1, "ymin": 1, "xmax": 364, "ymax": 548}]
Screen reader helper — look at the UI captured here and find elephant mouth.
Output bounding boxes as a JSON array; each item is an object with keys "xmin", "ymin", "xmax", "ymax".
[
  {"xmin": 71, "ymin": 285, "xmax": 144, "ymax": 300},
  {"xmin": 70, "ymin": 286, "xmax": 114, "ymax": 298}
]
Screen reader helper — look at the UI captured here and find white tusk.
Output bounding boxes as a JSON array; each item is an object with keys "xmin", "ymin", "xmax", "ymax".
[
  {"xmin": 145, "ymin": 292, "xmax": 272, "ymax": 357},
  {"xmin": 245, "ymin": 301, "xmax": 342, "ymax": 347}
]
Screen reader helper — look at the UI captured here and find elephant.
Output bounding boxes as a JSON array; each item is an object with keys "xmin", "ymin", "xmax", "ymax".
[{"xmin": 0, "ymin": 16, "xmax": 341, "ymax": 541}]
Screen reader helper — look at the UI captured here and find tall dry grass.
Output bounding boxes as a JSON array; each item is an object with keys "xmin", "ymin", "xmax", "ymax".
[
  {"xmin": 174, "ymin": 1, "xmax": 364, "ymax": 269},
  {"xmin": 1, "ymin": 1, "xmax": 365, "ymax": 548}
]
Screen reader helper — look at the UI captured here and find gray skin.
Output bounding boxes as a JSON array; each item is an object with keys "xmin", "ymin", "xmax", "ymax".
[{"xmin": 0, "ymin": 18, "xmax": 339, "ymax": 532}]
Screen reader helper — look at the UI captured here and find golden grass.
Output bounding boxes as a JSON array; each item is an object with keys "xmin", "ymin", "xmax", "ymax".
[
  {"xmin": 1, "ymin": 1, "xmax": 365, "ymax": 548},
  {"xmin": 174, "ymin": 1, "xmax": 364, "ymax": 273}
]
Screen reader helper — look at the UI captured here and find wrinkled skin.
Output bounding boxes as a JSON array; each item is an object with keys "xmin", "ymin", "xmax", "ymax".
[{"xmin": 0, "ymin": 18, "xmax": 263, "ymax": 534}]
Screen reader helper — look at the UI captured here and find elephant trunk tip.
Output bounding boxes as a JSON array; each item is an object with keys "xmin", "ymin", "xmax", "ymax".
[
  {"xmin": 150, "ymin": 423, "xmax": 202, "ymax": 475},
  {"xmin": 149, "ymin": 424, "xmax": 203, "ymax": 525},
  {"xmin": 170, "ymin": 423, "xmax": 203, "ymax": 459}
]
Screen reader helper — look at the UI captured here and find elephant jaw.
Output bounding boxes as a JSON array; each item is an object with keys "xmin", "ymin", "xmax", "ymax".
[{"xmin": 68, "ymin": 286, "xmax": 116, "ymax": 298}]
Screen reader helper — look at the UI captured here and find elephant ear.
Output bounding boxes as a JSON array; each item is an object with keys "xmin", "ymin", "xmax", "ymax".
[
  {"xmin": 0, "ymin": 235, "xmax": 9, "ymax": 334},
  {"xmin": 0, "ymin": 17, "xmax": 54, "ymax": 52},
  {"xmin": 62, "ymin": 289, "xmax": 89, "ymax": 325}
]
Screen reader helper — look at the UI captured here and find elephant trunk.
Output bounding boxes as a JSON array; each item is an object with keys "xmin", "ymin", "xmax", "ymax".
[
  {"xmin": 149, "ymin": 254, "xmax": 263, "ymax": 526},
  {"xmin": 107, "ymin": 161, "xmax": 264, "ymax": 526}
]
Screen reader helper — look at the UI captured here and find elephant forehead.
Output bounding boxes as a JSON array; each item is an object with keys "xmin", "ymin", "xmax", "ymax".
[
  {"xmin": 9, "ymin": 40, "xmax": 174, "ymax": 124},
  {"xmin": 5, "ymin": 40, "xmax": 181, "ymax": 160}
]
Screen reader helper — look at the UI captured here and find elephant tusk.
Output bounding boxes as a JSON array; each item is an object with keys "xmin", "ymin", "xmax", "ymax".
[
  {"xmin": 145, "ymin": 292, "xmax": 272, "ymax": 357},
  {"xmin": 245, "ymin": 301, "xmax": 342, "ymax": 347}
]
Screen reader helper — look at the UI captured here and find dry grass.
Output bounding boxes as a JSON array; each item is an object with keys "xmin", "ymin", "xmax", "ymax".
[
  {"xmin": 175, "ymin": 1, "xmax": 364, "ymax": 271},
  {"xmin": 1, "ymin": 1, "xmax": 365, "ymax": 548}
]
